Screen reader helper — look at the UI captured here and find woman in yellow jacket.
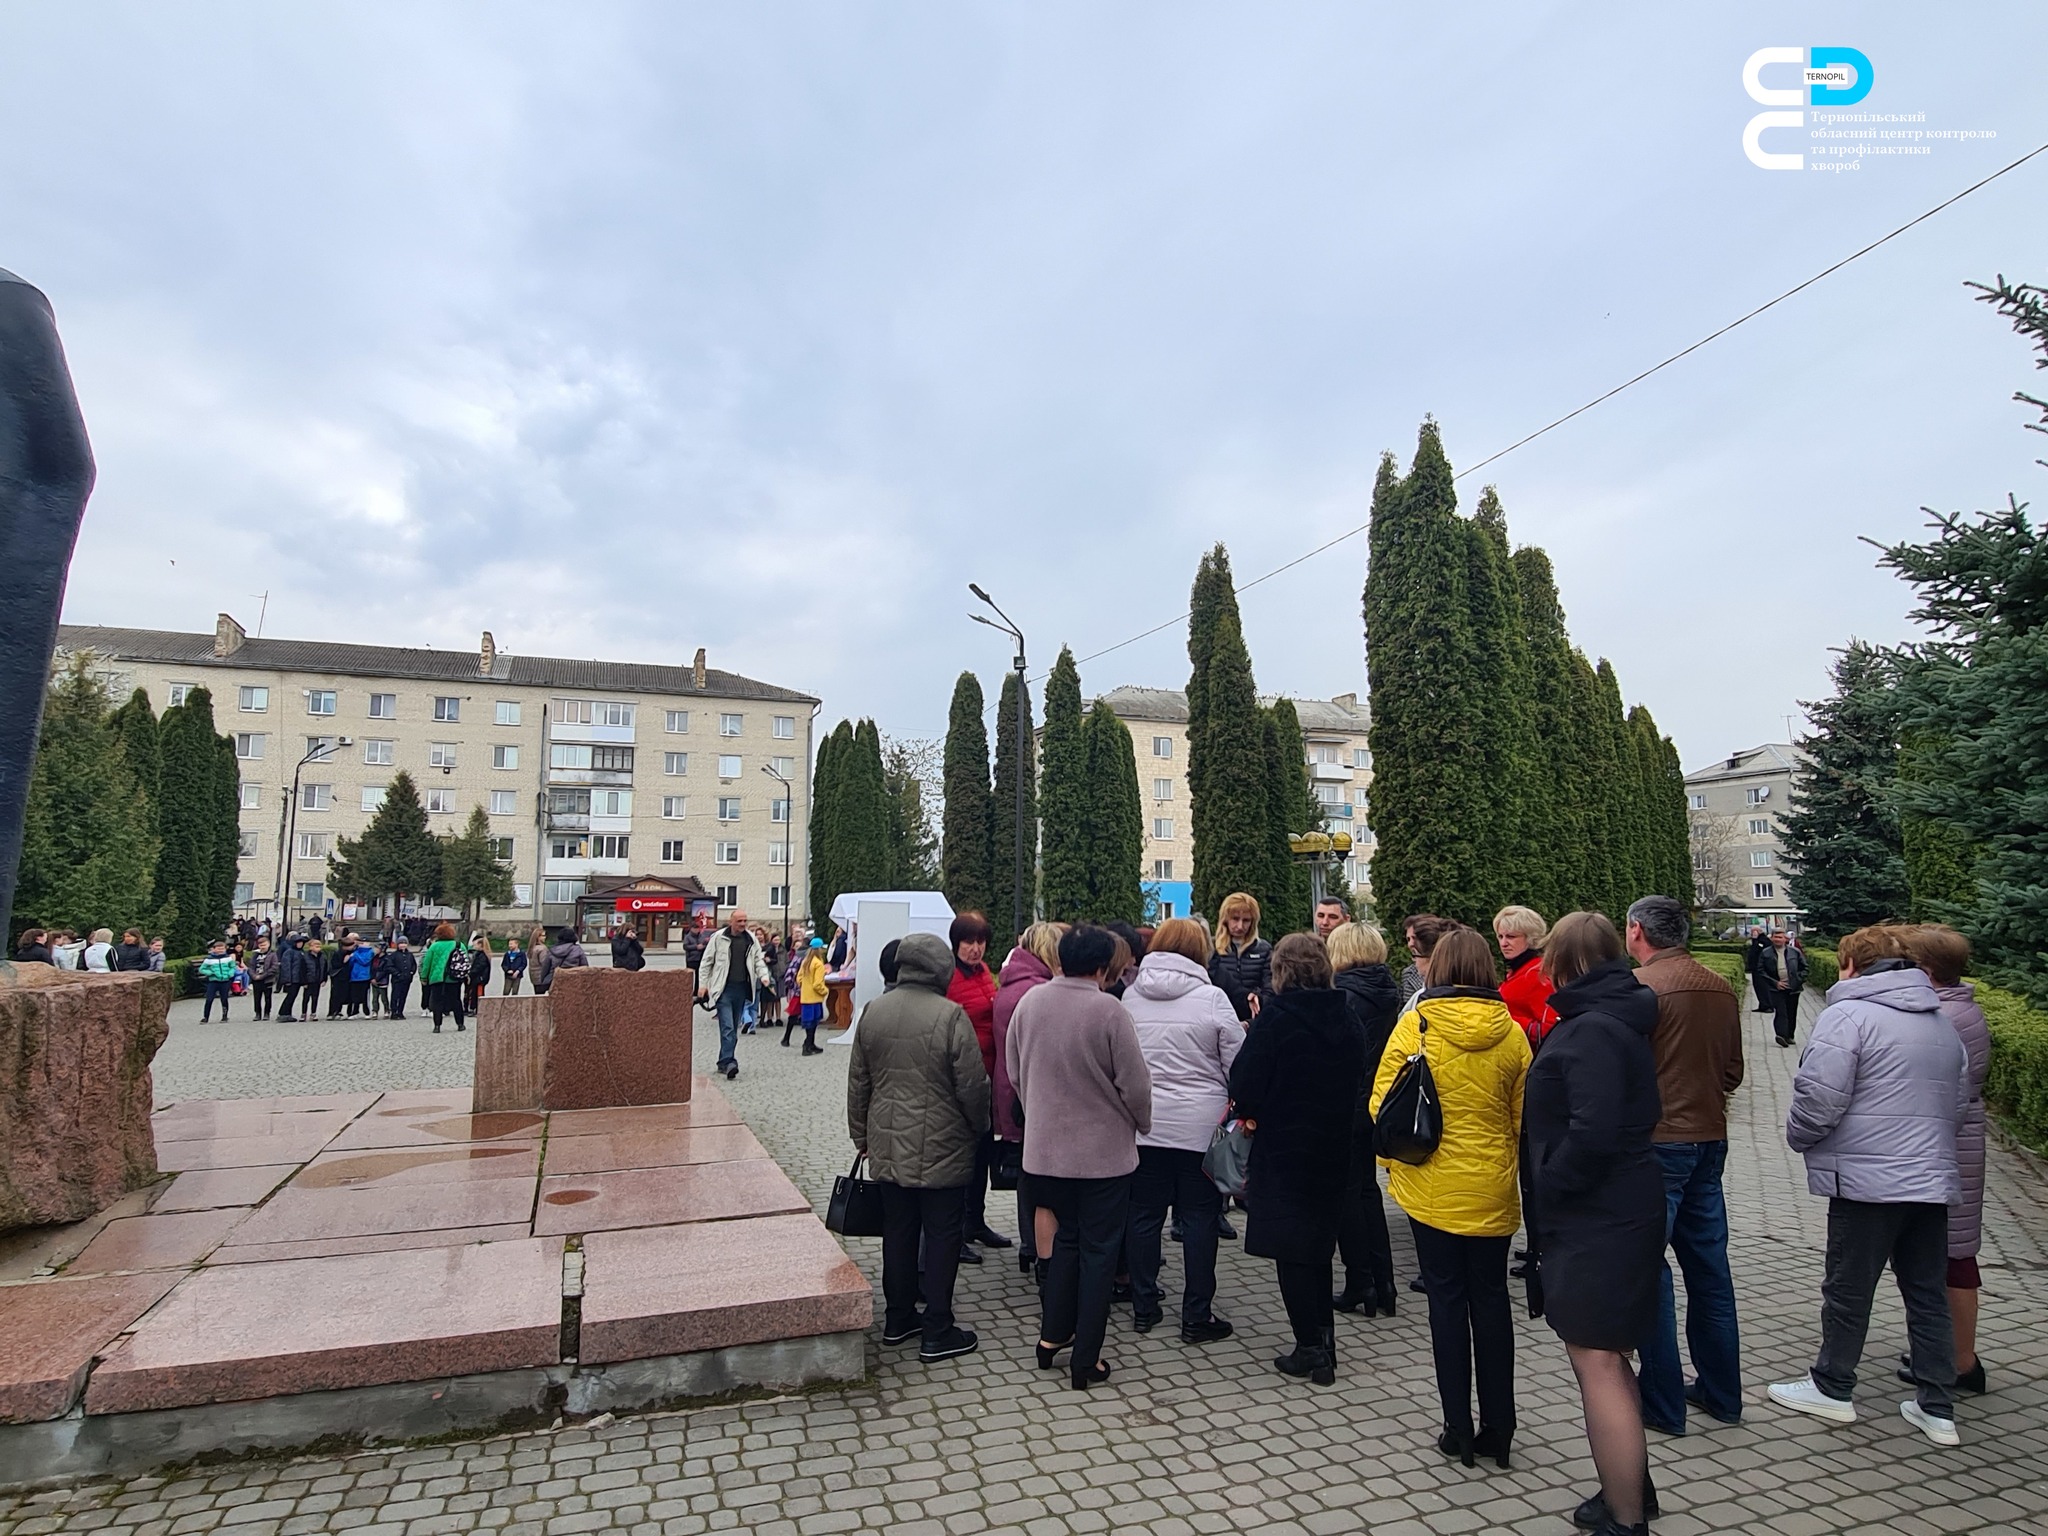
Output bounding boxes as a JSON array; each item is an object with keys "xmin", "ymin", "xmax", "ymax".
[{"xmin": 1372, "ymin": 925, "xmax": 1532, "ymax": 1471}]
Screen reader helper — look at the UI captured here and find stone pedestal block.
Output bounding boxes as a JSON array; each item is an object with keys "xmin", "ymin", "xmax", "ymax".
[
  {"xmin": 0, "ymin": 964, "xmax": 171, "ymax": 1234},
  {"xmin": 542, "ymin": 969, "xmax": 694, "ymax": 1111},
  {"xmin": 472, "ymin": 997, "xmax": 551, "ymax": 1113}
]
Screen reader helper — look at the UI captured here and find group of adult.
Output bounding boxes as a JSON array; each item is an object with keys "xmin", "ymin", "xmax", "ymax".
[{"xmin": 842, "ymin": 890, "xmax": 1993, "ymax": 1536}]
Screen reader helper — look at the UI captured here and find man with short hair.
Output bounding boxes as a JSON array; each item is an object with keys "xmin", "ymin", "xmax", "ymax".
[
  {"xmin": 1754, "ymin": 929, "xmax": 1808, "ymax": 1047},
  {"xmin": 1312, "ymin": 896, "xmax": 1348, "ymax": 940},
  {"xmin": 698, "ymin": 908, "xmax": 772, "ymax": 1081},
  {"xmin": 1626, "ymin": 895, "xmax": 1745, "ymax": 1450},
  {"xmin": 385, "ymin": 937, "xmax": 418, "ymax": 1020}
]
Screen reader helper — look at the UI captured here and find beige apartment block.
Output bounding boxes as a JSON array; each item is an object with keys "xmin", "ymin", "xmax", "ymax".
[
  {"xmin": 58, "ymin": 616, "xmax": 818, "ymax": 941},
  {"xmin": 1092, "ymin": 685, "xmax": 1375, "ymax": 919},
  {"xmin": 1684, "ymin": 742, "xmax": 1806, "ymax": 930}
]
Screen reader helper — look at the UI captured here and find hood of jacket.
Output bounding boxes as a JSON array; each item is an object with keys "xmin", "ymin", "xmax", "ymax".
[
  {"xmin": 999, "ymin": 946, "xmax": 1052, "ymax": 989},
  {"xmin": 1826, "ymin": 965, "xmax": 1944, "ymax": 1016},
  {"xmin": 1335, "ymin": 962, "xmax": 1400, "ymax": 1016},
  {"xmin": 1129, "ymin": 951, "xmax": 1213, "ymax": 1002},
  {"xmin": 548, "ymin": 941, "xmax": 583, "ymax": 963},
  {"xmin": 894, "ymin": 932, "xmax": 954, "ymax": 994},
  {"xmin": 1551, "ymin": 958, "xmax": 1658, "ymax": 1037},
  {"xmin": 1412, "ymin": 986, "xmax": 1517, "ymax": 1052}
]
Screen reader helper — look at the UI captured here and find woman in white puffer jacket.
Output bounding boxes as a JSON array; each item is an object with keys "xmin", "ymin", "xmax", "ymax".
[{"xmin": 1121, "ymin": 917, "xmax": 1245, "ymax": 1342}]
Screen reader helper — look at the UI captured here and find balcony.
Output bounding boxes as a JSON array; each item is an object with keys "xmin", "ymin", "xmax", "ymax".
[
  {"xmin": 1310, "ymin": 762, "xmax": 1353, "ymax": 783},
  {"xmin": 546, "ymin": 813, "xmax": 590, "ymax": 833},
  {"xmin": 1322, "ymin": 802, "xmax": 1354, "ymax": 819},
  {"xmin": 546, "ymin": 768, "xmax": 633, "ymax": 787},
  {"xmin": 549, "ymin": 722, "xmax": 636, "ymax": 746}
]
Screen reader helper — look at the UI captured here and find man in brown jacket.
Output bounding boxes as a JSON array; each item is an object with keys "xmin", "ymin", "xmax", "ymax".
[
  {"xmin": 1627, "ymin": 895, "xmax": 1745, "ymax": 1447},
  {"xmin": 847, "ymin": 932, "xmax": 991, "ymax": 1363}
]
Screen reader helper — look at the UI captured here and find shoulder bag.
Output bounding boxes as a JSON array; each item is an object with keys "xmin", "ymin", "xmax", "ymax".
[
  {"xmin": 1202, "ymin": 1114, "xmax": 1254, "ymax": 1198},
  {"xmin": 825, "ymin": 1152, "xmax": 887, "ymax": 1238},
  {"xmin": 1373, "ymin": 1013, "xmax": 1443, "ymax": 1165}
]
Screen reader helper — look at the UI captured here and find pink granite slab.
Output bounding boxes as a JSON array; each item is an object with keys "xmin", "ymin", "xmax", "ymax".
[
  {"xmin": 292, "ymin": 1143, "xmax": 538, "ymax": 1190},
  {"xmin": 540, "ymin": 968, "xmax": 694, "ymax": 1110},
  {"xmin": 0, "ymin": 1272, "xmax": 181, "ymax": 1423},
  {"xmin": 323, "ymin": 1107, "xmax": 543, "ymax": 1153},
  {"xmin": 579, "ymin": 1214, "xmax": 870, "ymax": 1363},
  {"xmin": 545, "ymin": 1090, "xmax": 741, "ymax": 1137},
  {"xmin": 472, "ymin": 996, "xmax": 550, "ymax": 1113},
  {"xmin": 542, "ymin": 1123, "xmax": 766, "ymax": 1178},
  {"xmin": 155, "ymin": 1130, "xmax": 349, "ymax": 1172},
  {"xmin": 84, "ymin": 1238, "xmax": 565, "ymax": 1413},
  {"xmin": 151, "ymin": 1094, "xmax": 376, "ymax": 1143},
  {"xmin": 366, "ymin": 1087, "xmax": 476, "ymax": 1113},
  {"xmin": 533, "ymin": 1159, "xmax": 810, "ymax": 1237},
  {"xmin": 207, "ymin": 1224, "xmax": 533, "ymax": 1265},
  {"xmin": 152, "ymin": 1164, "xmax": 297, "ymax": 1213},
  {"xmin": 67, "ymin": 1208, "xmax": 250, "ymax": 1274},
  {"xmin": 224, "ymin": 1169, "xmax": 540, "ymax": 1247}
]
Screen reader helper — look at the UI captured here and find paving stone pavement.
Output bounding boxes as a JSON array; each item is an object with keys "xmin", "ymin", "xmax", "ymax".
[{"xmin": 14, "ymin": 986, "xmax": 2047, "ymax": 1535}]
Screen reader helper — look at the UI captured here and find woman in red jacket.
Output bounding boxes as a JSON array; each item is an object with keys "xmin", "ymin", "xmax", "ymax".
[
  {"xmin": 1494, "ymin": 906, "xmax": 1558, "ymax": 1048},
  {"xmin": 947, "ymin": 912, "xmax": 1011, "ymax": 1258}
]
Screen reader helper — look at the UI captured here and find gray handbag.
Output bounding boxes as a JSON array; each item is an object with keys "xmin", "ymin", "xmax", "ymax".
[{"xmin": 1202, "ymin": 1116, "xmax": 1253, "ymax": 1198}]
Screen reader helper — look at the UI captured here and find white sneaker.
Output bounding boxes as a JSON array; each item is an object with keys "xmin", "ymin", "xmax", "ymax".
[
  {"xmin": 1901, "ymin": 1399, "xmax": 1960, "ymax": 1446},
  {"xmin": 1767, "ymin": 1377, "xmax": 1857, "ymax": 1423}
]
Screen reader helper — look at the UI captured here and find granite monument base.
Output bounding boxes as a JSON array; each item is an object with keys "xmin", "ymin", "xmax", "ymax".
[{"xmin": 470, "ymin": 968, "xmax": 694, "ymax": 1114}]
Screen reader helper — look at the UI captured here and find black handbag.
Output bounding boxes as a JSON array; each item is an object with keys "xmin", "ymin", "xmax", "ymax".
[
  {"xmin": 989, "ymin": 1140, "xmax": 1022, "ymax": 1192},
  {"xmin": 825, "ymin": 1153, "xmax": 887, "ymax": 1237},
  {"xmin": 1372, "ymin": 1015, "xmax": 1443, "ymax": 1165}
]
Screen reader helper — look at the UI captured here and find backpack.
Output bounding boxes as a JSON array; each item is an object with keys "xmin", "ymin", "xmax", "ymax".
[{"xmin": 444, "ymin": 944, "xmax": 472, "ymax": 984}]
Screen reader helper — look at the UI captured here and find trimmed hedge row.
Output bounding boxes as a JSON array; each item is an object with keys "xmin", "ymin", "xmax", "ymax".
[
  {"xmin": 1980, "ymin": 983, "xmax": 2048, "ymax": 1154},
  {"xmin": 1689, "ymin": 947, "xmax": 1839, "ymax": 994}
]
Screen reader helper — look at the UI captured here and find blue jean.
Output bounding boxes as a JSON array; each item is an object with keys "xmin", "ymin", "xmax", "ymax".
[
  {"xmin": 715, "ymin": 991, "xmax": 747, "ymax": 1070},
  {"xmin": 201, "ymin": 978, "xmax": 233, "ymax": 1020},
  {"xmin": 1639, "ymin": 1140, "xmax": 1742, "ymax": 1430}
]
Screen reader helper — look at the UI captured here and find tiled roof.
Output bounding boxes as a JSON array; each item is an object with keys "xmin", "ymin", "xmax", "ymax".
[
  {"xmin": 1092, "ymin": 684, "xmax": 1370, "ymax": 732},
  {"xmin": 56, "ymin": 626, "xmax": 818, "ymax": 705}
]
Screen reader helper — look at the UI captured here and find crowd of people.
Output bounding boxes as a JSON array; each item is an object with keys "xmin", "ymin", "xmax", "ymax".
[{"xmin": 841, "ymin": 892, "xmax": 1993, "ymax": 1536}]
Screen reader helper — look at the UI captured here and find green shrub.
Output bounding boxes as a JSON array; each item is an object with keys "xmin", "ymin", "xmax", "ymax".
[
  {"xmin": 1694, "ymin": 951, "xmax": 1746, "ymax": 988},
  {"xmin": 1979, "ymin": 981, "xmax": 2048, "ymax": 1154},
  {"xmin": 1804, "ymin": 948, "xmax": 1839, "ymax": 994}
]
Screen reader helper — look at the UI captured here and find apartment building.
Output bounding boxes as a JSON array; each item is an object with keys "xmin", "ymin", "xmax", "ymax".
[
  {"xmin": 1091, "ymin": 685, "xmax": 1375, "ymax": 920},
  {"xmin": 1683, "ymin": 742, "xmax": 1805, "ymax": 931},
  {"xmin": 58, "ymin": 616, "xmax": 818, "ymax": 941}
]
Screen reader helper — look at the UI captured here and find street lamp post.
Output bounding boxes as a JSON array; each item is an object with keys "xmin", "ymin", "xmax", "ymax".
[
  {"xmin": 275, "ymin": 735, "xmax": 349, "ymax": 930},
  {"xmin": 760, "ymin": 762, "xmax": 794, "ymax": 949},
  {"xmin": 968, "ymin": 584, "xmax": 1027, "ymax": 944}
]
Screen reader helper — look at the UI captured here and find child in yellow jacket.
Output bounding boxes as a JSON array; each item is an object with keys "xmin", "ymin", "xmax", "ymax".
[{"xmin": 792, "ymin": 938, "xmax": 830, "ymax": 1055}]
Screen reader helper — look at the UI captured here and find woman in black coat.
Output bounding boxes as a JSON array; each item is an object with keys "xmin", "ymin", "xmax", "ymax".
[
  {"xmin": 1329, "ymin": 923, "xmax": 1403, "ymax": 1316},
  {"xmin": 1227, "ymin": 934, "xmax": 1367, "ymax": 1386},
  {"xmin": 1524, "ymin": 913, "xmax": 1664, "ymax": 1536},
  {"xmin": 1208, "ymin": 891, "xmax": 1273, "ymax": 1022}
]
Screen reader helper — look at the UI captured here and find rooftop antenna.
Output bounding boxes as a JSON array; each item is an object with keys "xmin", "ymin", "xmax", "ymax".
[{"xmin": 251, "ymin": 592, "xmax": 270, "ymax": 637}]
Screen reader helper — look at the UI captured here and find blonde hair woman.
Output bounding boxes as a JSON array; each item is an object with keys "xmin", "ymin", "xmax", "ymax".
[
  {"xmin": 1493, "ymin": 906, "xmax": 1557, "ymax": 1046},
  {"xmin": 1209, "ymin": 891, "xmax": 1271, "ymax": 1022},
  {"xmin": 994, "ymin": 921, "xmax": 1068, "ymax": 1271}
]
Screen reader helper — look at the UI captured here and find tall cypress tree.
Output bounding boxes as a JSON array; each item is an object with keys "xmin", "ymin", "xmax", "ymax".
[
  {"xmin": 1628, "ymin": 705, "xmax": 1689, "ymax": 903},
  {"xmin": 1194, "ymin": 613, "xmax": 1275, "ymax": 919},
  {"xmin": 1512, "ymin": 547, "xmax": 1581, "ymax": 919},
  {"xmin": 1778, "ymin": 642, "xmax": 1909, "ymax": 937},
  {"xmin": 940, "ymin": 672, "xmax": 994, "ymax": 920},
  {"xmin": 1038, "ymin": 647, "xmax": 1092, "ymax": 922},
  {"xmin": 1561, "ymin": 650, "xmax": 1615, "ymax": 917},
  {"xmin": 1261, "ymin": 699, "xmax": 1319, "ymax": 935},
  {"xmin": 1186, "ymin": 544, "xmax": 1240, "ymax": 915},
  {"xmin": 989, "ymin": 671, "xmax": 1038, "ymax": 953},
  {"xmin": 847, "ymin": 721, "xmax": 894, "ymax": 894},
  {"xmin": 807, "ymin": 721, "xmax": 853, "ymax": 927},
  {"xmin": 155, "ymin": 686, "xmax": 225, "ymax": 955},
  {"xmin": 109, "ymin": 687, "xmax": 161, "ymax": 805},
  {"xmin": 1464, "ymin": 488, "xmax": 1538, "ymax": 918},
  {"xmin": 213, "ymin": 731, "xmax": 243, "ymax": 918},
  {"xmin": 1083, "ymin": 701, "xmax": 1144, "ymax": 922},
  {"xmin": 1592, "ymin": 660, "xmax": 1641, "ymax": 921}
]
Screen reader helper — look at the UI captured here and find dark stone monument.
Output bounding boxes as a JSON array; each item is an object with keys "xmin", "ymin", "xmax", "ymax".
[{"xmin": 0, "ymin": 270, "xmax": 97, "ymax": 944}]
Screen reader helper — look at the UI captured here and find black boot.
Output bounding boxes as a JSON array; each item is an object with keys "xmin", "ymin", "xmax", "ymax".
[
  {"xmin": 1572, "ymin": 1473, "xmax": 1657, "ymax": 1529},
  {"xmin": 1375, "ymin": 1285, "xmax": 1398, "ymax": 1317},
  {"xmin": 1436, "ymin": 1427, "xmax": 1475, "ymax": 1468},
  {"xmin": 1332, "ymin": 1286, "xmax": 1372, "ymax": 1313},
  {"xmin": 1472, "ymin": 1424, "xmax": 1512, "ymax": 1468},
  {"xmin": 1273, "ymin": 1344, "xmax": 1335, "ymax": 1386}
]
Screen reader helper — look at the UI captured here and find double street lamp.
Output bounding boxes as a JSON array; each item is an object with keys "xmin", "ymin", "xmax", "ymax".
[
  {"xmin": 969, "ymin": 584, "xmax": 1028, "ymax": 943},
  {"xmin": 273, "ymin": 735, "xmax": 351, "ymax": 929}
]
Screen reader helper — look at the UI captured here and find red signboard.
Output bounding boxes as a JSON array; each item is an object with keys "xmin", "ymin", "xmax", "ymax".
[{"xmin": 616, "ymin": 895, "xmax": 689, "ymax": 912}]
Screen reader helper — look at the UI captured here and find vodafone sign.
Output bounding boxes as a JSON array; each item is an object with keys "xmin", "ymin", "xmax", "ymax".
[{"xmin": 616, "ymin": 896, "xmax": 689, "ymax": 912}]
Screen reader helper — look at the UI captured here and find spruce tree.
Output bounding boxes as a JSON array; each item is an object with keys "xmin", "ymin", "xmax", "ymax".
[
  {"xmin": 440, "ymin": 805, "xmax": 515, "ymax": 925},
  {"xmin": 1262, "ymin": 699, "xmax": 1319, "ymax": 935},
  {"xmin": 1084, "ymin": 701, "xmax": 1145, "ymax": 922},
  {"xmin": 16, "ymin": 656, "xmax": 160, "ymax": 936},
  {"xmin": 1778, "ymin": 642, "xmax": 1909, "ymax": 937},
  {"xmin": 940, "ymin": 672, "xmax": 994, "ymax": 920},
  {"xmin": 1038, "ymin": 647, "xmax": 1092, "ymax": 921},
  {"xmin": 331, "ymin": 770, "xmax": 442, "ymax": 909},
  {"xmin": 155, "ymin": 686, "xmax": 225, "ymax": 955},
  {"xmin": 989, "ymin": 671, "xmax": 1038, "ymax": 953},
  {"xmin": 1511, "ymin": 547, "xmax": 1583, "ymax": 918},
  {"xmin": 109, "ymin": 687, "xmax": 161, "ymax": 804},
  {"xmin": 1897, "ymin": 733, "xmax": 1977, "ymax": 922},
  {"xmin": 806, "ymin": 722, "xmax": 853, "ymax": 926},
  {"xmin": 1195, "ymin": 613, "xmax": 1276, "ymax": 920},
  {"xmin": 1464, "ymin": 489, "xmax": 1538, "ymax": 917}
]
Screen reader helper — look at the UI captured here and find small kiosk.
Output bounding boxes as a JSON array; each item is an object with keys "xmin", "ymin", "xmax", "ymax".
[
  {"xmin": 824, "ymin": 890, "xmax": 956, "ymax": 1039},
  {"xmin": 575, "ymin": 873, "xmax": 715, "ymax": 950}
]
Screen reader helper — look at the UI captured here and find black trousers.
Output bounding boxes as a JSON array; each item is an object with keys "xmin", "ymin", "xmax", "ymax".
[
  {"xmin": 388, "ymin": 977, "xmax": 413, "ymax": 1018},
  {"xmin": 1813, "ymin": 1198, "xmax": 1955, "ymax": 1414},
  {"xmin": 1410, "ymin": 1219, "xmax": 1516, "ymax": 1436},
  {"xmin": 1127, "ymin": 1146, "xmax": 1221, "ymax": 1327},
  {"xmin": 1771, "ymin": 988, "xmax": 1800, "ymax": 1044},
  {"xmin": 302, "ymin": 978, "xmax": 322, "ymax": 1016},
  {"xmin": 426, "ymin": 981, "xmax": 466, "ymax": 1024},
  {"xmin": 879, "ymin": 1182, "xmax": 966, "ymax": 1344},
  {"xmin": 1276, "ymin": 1255, "xmax": 1335, "ymax": 1350},
  {"xmin": 250, "ymin": 980, "xmax": 274, "ymax": 1019},
  {"xmin": 327, "ymin": 977, "xmax": 349, "ymax": 1017},
  {"xmin": 277, "ymin": 983, "xmax": 305, "ymax": 1018},
  {"xmin": 1036, "ymin": 1173, "xmax": 1130, "ymax": 1374},
  {"xmin": 1335, "ymin": 1130, "xmax": 1395, "ymax": 1296},
  {"xmin": 963, "ymin": 1134, "xmax": 993, "ymax": 1239}
]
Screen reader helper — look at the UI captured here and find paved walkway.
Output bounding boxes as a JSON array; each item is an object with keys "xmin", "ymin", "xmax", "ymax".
[{"xmin": 8, "ymin": 989, "xmax": 2048, "ymax": 1535}]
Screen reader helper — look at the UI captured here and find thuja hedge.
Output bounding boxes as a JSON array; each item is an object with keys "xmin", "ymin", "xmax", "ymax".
[{"xmin": 1981, "ymin": 984, "xmax": 2048, "ymax": 1154}]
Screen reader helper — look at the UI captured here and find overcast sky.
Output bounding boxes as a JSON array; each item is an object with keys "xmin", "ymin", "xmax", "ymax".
[{"xmin": 10, "ymin": 3, "xmax": 2046, "ymax": 769}]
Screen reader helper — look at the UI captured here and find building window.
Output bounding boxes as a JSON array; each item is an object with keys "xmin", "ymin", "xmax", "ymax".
[
  {"xmin": 715, "ymin": 841, "xmax": 741, "ymax": 864},
  {"xmin": 1158, "ymin": 901, "xmax": 1177, "ymax": 919},
  {"xmin": 237, "ymin": 831, "xmax": 259, "ymax": 859},
  {"xmin": 768, "ymin": 884, "xmax": 789, "ymax": 909},
  {"xmin": 720, "ymin": 713, "xmax": 744, "ymax": 736},
  {"xmin": 1152, "ymin": 859, "xmax": 1174, "ymax": 880},
  {"xmin": 168, "ymin": 683, "xmax": 193, "ymax": 707},
  {"xmin": 305, "ymin": 734, "xmax": 341, "ymax": 759},
  {"xmin": 361, "ymin": 785, "xmax": 387, "ymax": 812},
  {"xmin": 239, "ymin": 782, "xmax": 261, "ymax": 810},
  {"xmin": 1689, "ymin": 793, "xmax": 1707, "ymax": 810},
  {"xmin": 235, "ymin": 732, "xmax": 266, "ymax": 760},
  {"xmin": 768, "ymin": 844, "xmax": 790, "ymax": 866},
  {"xmin": 1751, "ymin": 850, "xmax": 1773, "ymax": 867},
  {"xmin": 591, "ymin": 834, "xmax": 629, "ymax": 860},
  {"xmin": 493, "ymin": 745, "xmax": 519, "ymax": 770},
  {"xmin": 295, "ymin": 832, "xmax": 329, "ymax": 859},
  {"xmin": 598, "ymin": 702, "xmax": 635, "ymax": 728},
  {"xmin": 1748, "ymin": 817, "xmax": 1771, "ymax": 835},
  {"xmin": 549, "ymin": 744, "xmax": 591, "ymax": 770},
  {"xmin": 551, "ymin": 836, "xmax": 589, "ymax": 859},
  {"xmin": 1311, "ymin": 745, "xmax": 1340, "ymax": 765},
  {"xmin": 663, "ymin": 752, "xmax": 688, "ymax": 775},
  {"xmin": 233, "ymin": 882, "xmax": 254, "ymax": 907},
  {"xmin": 715, "ymin": 884, "xmax": 740, "ymax": 907},
  {"xmin": 352, "ymin": 739, "xmax": 388, "ymax": 766},
  {"xmin": 306, "ymin": 690, "xmax": 336, "ymax": 716},
  {"xmin": 239, "ymin": 686, "xmax": 268, "ymax": 713},
  {"xmin": 426, "ymin": 788, "xmax": 455, "ymax": 814},
  {"xmin": 1152, "ymin": 736, "xmax": 1172, "ymax": 759},
  {"xmin": 1693, "ymin": 851, "xmax": 1712, "ymax": 870},
  {"xmin": 368, "ymin": 693, "xmax": 396, "ymax": 719},
  {"xmin": 543, "ymin": 879, "xmax": 586, "ymax": 904},
  {"xmin": 772, "ymin": 715, "xmax": 795, "ymax": 739},
  {"xmin": 660, "ymin": 839, "xmax": 687, "ymax": 863},
  {"xmin": 1314, "ymin": 783, "xmax": 1343, "ymax": 806},
  {"xmin": 301, "ymin": 783, "xmax": 331, "ymax": 811},
  {"xmin": 430, "ymin": 742, "xmax": 458, "ymax": 769},
  {"xmin": 1152, "ymin": 817, "xmax": 1174, "ymax": 839},
  {"xmin": 555, "ymin": 699, "xmax": 593, "ymax": 725},
  {"xmin": 591, "ymin": 789, "xmax": 631, "ymax": 816},
  {"xmin": 550, "ymin": 788, "xmax": 591, "ymax": 816},
  {"xmin": 489, "ymin": 837, "xmax": 515, "ymax": 862},
  {"xmin": 1153, "ymin": 778, "xmax": 1173, "ymax": 800},
  {"xmin": 1352, "ymin": 748, "xmax": 1371, "ymax": 769},
  {"xmin": 717, "ymin": 797, "xmax": 742, "ymax": 821},
  {"xmin": 296, "ymin": 881, "xmax": 325, "ymax": 907},
  {"xmin": 662, "ymin": 796, "xmax": 687, "ymax": 819},
  {"xmin": 495, "ymin": 701, "xmax": 521, "ymax": 726},
  {"xmin": 1746, "ymin": 786, "xmax": 1770, "ymax": 805},
  {"xmin": 770, "ymin": 755, "xmax": 796, "ymax": 777},
  {"xmin": 489, "ymin": 790, "xmax": 518, "ymax": 815},
  {"xmin": 433, "ymin": 696, "xmax": 460, "ymax": 722},
  {"xmin": 718, "ymin": 754, "xmax": 742, "ymax": 779},
  {"xmin": 771, "ymin": 799, "xmax": 791, "ymax": 823},
  {"xmin": 1753, "ymin": 881, "xmax": 1776, "ymax": 900},
  {"xmin": 665, "ymin": 710, "xmax": 690, "ymax": 734},
  {"xmin": 591, "ymin": 745, "xmax": 633, "ymax": 773}
]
